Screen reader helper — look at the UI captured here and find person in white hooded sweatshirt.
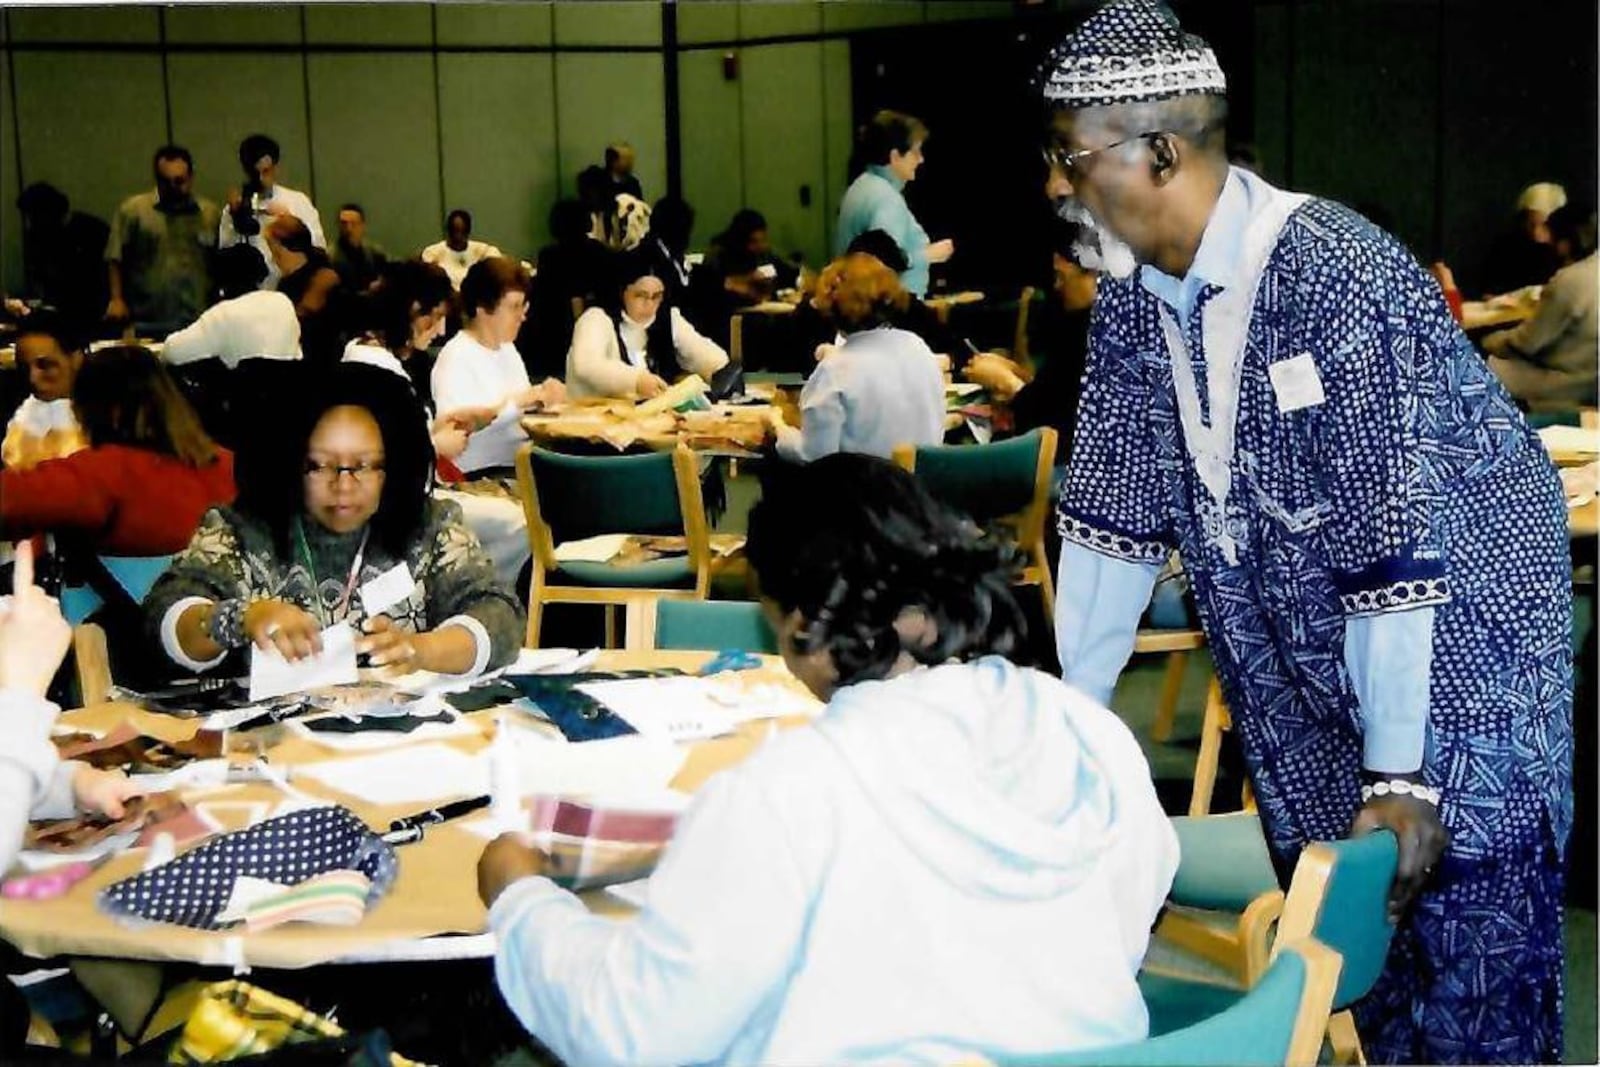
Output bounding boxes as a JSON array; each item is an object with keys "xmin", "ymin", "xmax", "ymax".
[{"xmin": 477, "ymin": 454, "xmax": 1179, "ymax": 1067}]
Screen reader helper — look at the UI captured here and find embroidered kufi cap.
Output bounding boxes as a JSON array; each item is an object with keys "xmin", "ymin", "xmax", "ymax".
[{"xmin": 1039, "ymin": 0, "xmax": 1227, "ymax": 107}]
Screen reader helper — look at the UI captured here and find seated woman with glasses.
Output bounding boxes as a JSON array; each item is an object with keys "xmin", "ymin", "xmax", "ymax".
[
  {"xmin": 146, "ymin": 363, "xmax": 524, "ymax": 677},
  {"xmin": 769, "ymin": 253, "xmax": 945, "ymax": 463},
  {"xmin": 566, "ymin": 248, "xmax": 729, "ymax": 400}
]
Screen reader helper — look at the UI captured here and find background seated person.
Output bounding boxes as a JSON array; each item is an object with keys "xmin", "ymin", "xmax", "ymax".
[
  {"xmin": 3, "ymin": 310, "xmax": 87, "ymax": 469},
  {"xmin": 162, "ymin": 245, "xmax": 301, "ymax": 369},
  {"xmin": 1481, "ymin": 181, "xmax": 1566, "ymax": 298},
  {"xmin": 431, "ymin": 257, "xmax": 564, "ymax": 476},
  {"xmin": 345, "ymin": 261, "xmax": 532, "ymax": 589},
  {"xmin": 524, "ymin": 199, "xmax": 617, "ymax": 382},
  {"xmin": 0, "ymin": 345, "xmax": 235, "ymax": 557},
  {"xmin": 265, "ymin": 215, "xmax": 344, "ymax": 366},
  {"xmin": 965, "ymin": 221, "xmax": 1097, "ymax": 455},
  {"xmin": 421, "ymin": 209, "xmax": 502, "ymax": 292},
  {"xmin": 567, "ymin": 248, "xmax": 728, "ymax": 400},
  {"xmin": 770, "ymin": 254, "xmax": 944, "ymax": 462},
  {"xmin": 478, "ymin": 454, "xmax": 1178, "ymax": 1066},
  {"xmin": 147, "ymin": 364, "xmax": 523, "ymax": 678},
  {"xmin": 686, "ymin": 209, "xmax": 799, "ymax": 345},
  {"xmin": 1482, "ymin": 204, "xmax": 1599, "ymax": 413}
]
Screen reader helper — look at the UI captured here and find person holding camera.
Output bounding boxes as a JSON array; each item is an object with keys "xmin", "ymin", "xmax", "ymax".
[{"xmin": 218, "ymin": 133, "xmax": 326, "ymax": 291}]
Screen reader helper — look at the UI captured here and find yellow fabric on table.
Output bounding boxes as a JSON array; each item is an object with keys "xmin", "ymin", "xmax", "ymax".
[{"xmin": 170, "ymin": 980, "xmax": 422, "ymax": 1065}]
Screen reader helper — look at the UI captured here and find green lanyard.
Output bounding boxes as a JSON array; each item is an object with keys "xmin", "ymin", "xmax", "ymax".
[{"xmin": 294, "ymin": 516, "xmax": 368, "ymax": 627}]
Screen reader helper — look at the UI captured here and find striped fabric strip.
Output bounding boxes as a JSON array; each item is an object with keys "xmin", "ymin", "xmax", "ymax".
[{"xmin": 244, "ymin": 871, "xmax": 372, "ymax": 932}]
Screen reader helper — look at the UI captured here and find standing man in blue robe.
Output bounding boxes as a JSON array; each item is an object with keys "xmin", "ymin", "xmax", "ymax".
[{"xmin": 1044, "ymin": 2, "xmax": 1573, "ymax": 1062}]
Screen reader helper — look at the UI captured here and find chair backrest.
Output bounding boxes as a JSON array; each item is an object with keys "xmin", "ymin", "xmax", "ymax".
[
  {"xmin": 655, "ymin": 600, "xmax": 778, "ymax": 654},
  {"xmin": 894, "ymin": 428, "xmax": 1057, "ymax": 528},
  {"xmin": 1275, "ymin": 830, "xmax": 1398, "ymax": 1010},
  {"xmin": 999, "ymin": 939, "xmax": 1341, "ymax": 1067},
  {"xmin": 60, "ymin": 554, "xmax": 175, "ymax": 626},
  {"xmin": 515, "ymin": 443, "xmax": 708, "ymax": 576}
]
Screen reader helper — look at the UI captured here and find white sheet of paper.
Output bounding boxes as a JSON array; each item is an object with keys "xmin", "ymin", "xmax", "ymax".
[
  {"xmin": 553, "ymin": 534, "xmax": 629, "ymax": 564},
  {"xmin": 360, "ymin": 562, "xmax": 415, "ymax": 616},
  {"xmin": 248, "ymin": 624, "xmax": 359, "ymax": 702},
  {"xmin": 701, "ymin": 679, "xmax": 821, "ymax": 723},
  {"xmin": 388, "ymin": 647, "xmax": 601, "ymax": 696},
  {"xmin": 292, "ymin": 743, "xmax": 489, "ymax": 806},
  {"xmin": 576, "ymin": 677, "xmax": 739, "ymax": 741},
  {"xmin": 604, "ymin": 878, "xmax": 651, "ymax": 909},
  {"xmin": 513, "ymin": 732, "xmax": 687, "ymax": 797}
]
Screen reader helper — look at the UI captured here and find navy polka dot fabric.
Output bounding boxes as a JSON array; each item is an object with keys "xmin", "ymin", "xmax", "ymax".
[{"xmin": 99, "ymin": 806, "xmax": 398, "ymax": 931}]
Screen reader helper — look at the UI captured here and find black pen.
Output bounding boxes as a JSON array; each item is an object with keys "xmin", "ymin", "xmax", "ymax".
[{"xmin": 382, "ymin": 795, "xmax": 492, "ymax": 845}]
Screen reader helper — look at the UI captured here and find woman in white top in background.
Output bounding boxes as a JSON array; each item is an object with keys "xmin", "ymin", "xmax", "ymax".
[
  {"xmin": 345, "ymin": 260, "xmax": 533, "ymax": 588},
  {"xmin": 566, "ymin": 248, "xmax": 729, "ymax": 400},
  {"xmin": 430, "ymin": 256, "xmax": 564, "ymax": 475}
]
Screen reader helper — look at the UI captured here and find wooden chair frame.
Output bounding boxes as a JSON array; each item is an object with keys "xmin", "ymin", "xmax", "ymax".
[
  {"xmin": 514, "ymin": 443, "xmax": 711, "ymax": 651},
  {"xmin": 1274, "ymin": 843, "xmax": 1369, "ymax": 1066},
  {"xmin": 892, "ymin": 426, "xmax": 1058, "ymax": 618},
  {"xmin": 74, "ymin": 622, "xmax": 113, "ymax": 707}
]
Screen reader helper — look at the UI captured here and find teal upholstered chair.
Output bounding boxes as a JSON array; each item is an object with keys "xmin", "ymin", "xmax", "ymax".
[
  {"xmin": 1148, "ymin": 814, "xmax": 1286, "ymax": 988},
  {"xmin": 654, "ymin": 600, "xmax": 778, "ymax": 655},
  {"xmin": 63, "ymin": 554, "xmax": 175, "ymax": 707},
  {"xmin": 515, "ymin": 444, "xmax": 710, "ymax": 649},
  {"xmin": 893, "ymin": 427, "xmax": 1058, "ymax": 616},
  {"xmin": 1144, "ymin": 829, "xmax": 1399, "ymax": 1065},
  {"xmin": 994, "ymin": 939, "xmax": 1341, "ymax": 1067}
]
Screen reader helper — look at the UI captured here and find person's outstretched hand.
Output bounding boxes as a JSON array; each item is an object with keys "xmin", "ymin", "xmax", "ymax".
[{"xmin": 0, "ymin": 542, "xmax": 71, "ymax": 698}]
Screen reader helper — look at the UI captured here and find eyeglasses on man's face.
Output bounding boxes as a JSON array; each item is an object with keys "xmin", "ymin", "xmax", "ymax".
[{"xmin": 1041, "ymin": 131, "xmax": 1163, "ymax": 184}]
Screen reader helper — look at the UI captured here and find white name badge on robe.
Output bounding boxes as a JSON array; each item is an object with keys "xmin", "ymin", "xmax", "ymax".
[
  {"xmin": 360, "ymin": 563, "xmax": 416, "ymax": 617},
  {"xmin": 1268, "ymin": 353, "xmax": 1327, "ymax": 413}
]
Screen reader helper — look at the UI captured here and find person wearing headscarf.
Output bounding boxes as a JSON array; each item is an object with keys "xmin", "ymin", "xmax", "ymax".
[
  {"xmin": 1042, "ymin": 3, "xmax": 1570, "ymax": 1062},
  {"xmin": 1481, "ymin": 181, "xmax": 1568, "ymax": 297}
]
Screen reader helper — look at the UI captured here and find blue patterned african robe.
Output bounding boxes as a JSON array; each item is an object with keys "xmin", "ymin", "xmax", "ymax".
[{"xmin": 1059, "ymin": 191, "xmax": 1573, "ymax": 1064}]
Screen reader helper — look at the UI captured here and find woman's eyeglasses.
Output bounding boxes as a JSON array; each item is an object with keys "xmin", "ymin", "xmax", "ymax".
[{"xmin": 304, "ymin": 460, "xmax": 386, "ymax": 485}]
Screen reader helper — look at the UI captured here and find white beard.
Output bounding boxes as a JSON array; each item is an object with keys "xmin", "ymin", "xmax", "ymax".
[{"xmin": 1056, "ymin": 200, "xmax": 1140, "ymax": 280}]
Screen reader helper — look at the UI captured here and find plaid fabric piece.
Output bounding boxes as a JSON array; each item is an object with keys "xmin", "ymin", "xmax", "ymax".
[
  {"xmin": 526, "ymin": 796, "xmax": 682, "ymax": 891},
  {"xmin": 171, "ymin": 980, "xmax": 424, "ymax": 1065},
  {"xmin": 100, "ymin": 806, "xmax": 397, "ymax": 931}
]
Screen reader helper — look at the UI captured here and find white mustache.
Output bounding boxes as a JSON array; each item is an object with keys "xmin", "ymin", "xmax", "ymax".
[{"xmin": 1054, "ymin": 200, "xmax": 1139, "ymax": 280}]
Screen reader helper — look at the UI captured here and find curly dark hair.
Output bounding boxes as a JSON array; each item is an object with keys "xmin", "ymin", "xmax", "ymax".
[
  {"xmin": 746, "ymin": 453, "xmax": 1026, "ymax": 686},
  {"xmin": 367, "ymin": 259, "xmax": 453, "ymax": 355},
  {"xmin": 233, "ymin": 363, "xmax": 434, "ymax": 559}
]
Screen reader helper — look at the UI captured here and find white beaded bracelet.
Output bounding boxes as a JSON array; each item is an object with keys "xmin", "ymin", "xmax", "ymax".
[{"xmin": 1360, "ymin": 779, "xmax": 1441, "ymax": 806}]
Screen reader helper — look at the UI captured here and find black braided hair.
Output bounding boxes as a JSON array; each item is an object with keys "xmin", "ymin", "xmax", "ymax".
[{"xmin": 746, "ymin": 454, "xmax": 1027, "ymax": 687}]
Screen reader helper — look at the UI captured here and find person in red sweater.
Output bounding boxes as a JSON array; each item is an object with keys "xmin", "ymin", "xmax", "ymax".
[{"xmin": 0, "ymin": 345, "xmax": 235, "ymax": 556}]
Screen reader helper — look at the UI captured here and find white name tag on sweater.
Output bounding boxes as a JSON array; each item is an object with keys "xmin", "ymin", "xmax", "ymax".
[
  {"xmin": 360, "ymin": 563, "xmax": 415, "ymax": 617},
  {"xmin": 1268, "ymin": 353, "xmax": 1326, "ymax": 413}
]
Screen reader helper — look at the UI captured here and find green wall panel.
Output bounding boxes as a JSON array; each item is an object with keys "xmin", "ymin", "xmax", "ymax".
[
  {"xmin": 1249, "ymin": 2, "xmax": 1289, "ymax": 186},
  {"xmin": 554, "ymin": 52, "xmax": 667, "ymax": 202},
  {"xmin": 168, "ymin": 54, "xmax": 313, "ymax": 213},
  {"xmin": 438, "ymin": 53, "xmax": 558, "ymax": 257},
  {"xmin": 676, "ymin": 1, "xmax": 740, "ymax": 46},
  {"xmin": 0, "ymin": 46, "xmax": 22, "ymax": 296},
  {"xmin": 7, "ymin": 6, "xmax": 159, "ymax": 45},
  {"xmin": 552, "ymin": 2, "xmax": 661, "ymax": 48},
  {"xmin": 820, "ymin": 0, "xmax": 923, "ymax": 34},
  {"xmin": 306, "ymin": 53, "xmax": 441, "ymax": 257},
  {"xmin": 11, "ymin": 52, "xmax": 168, "ymax": 225},
  {"xmin": 164, "ymin": 5, "xmax": 304, "ymax": 46},
  {"xmin": 304, "ymin": 4, "xmax": 434, "ymax": 46},
  {"xmin": 739, "ymin": 42, "xmax": 827, "ymax": 269},
  {"xmin": 737, "ymin": 1, "xmax": 821, "ymax": 40},
  {"xmin": 435, "ymin": 2, "xmax": 554, "ymax": 47},
  {"xmin": 678, "ymin": 48, "xmax": 745, "ymax": 250},
  {"xmin": 821, "ymin": 37, "xmax": 853, "ymax": 256}
]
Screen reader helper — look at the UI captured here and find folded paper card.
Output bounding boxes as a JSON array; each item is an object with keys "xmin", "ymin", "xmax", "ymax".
[{"xmin": 249, "ymin": 624, "xmax": 359, "ymax": 702}]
